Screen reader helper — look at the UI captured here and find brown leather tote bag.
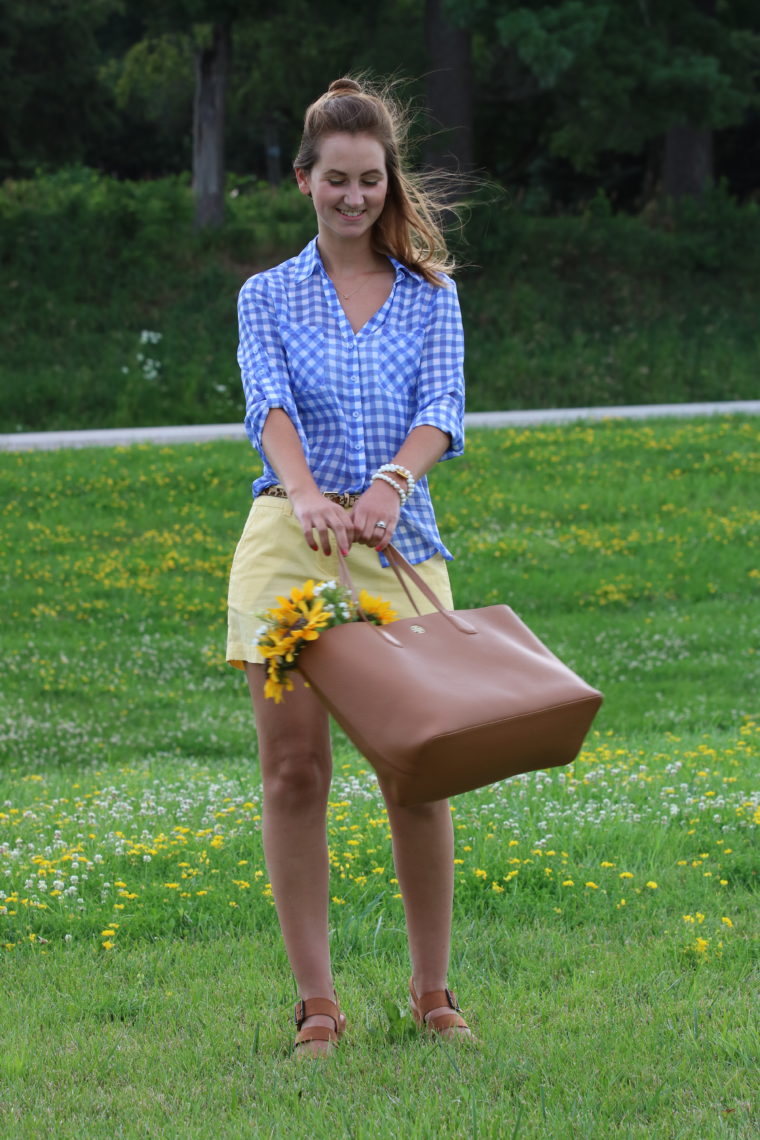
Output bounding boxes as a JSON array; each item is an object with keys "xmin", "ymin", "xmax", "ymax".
[{"xmin": 297, "ymin": 546, "xmax": 603, "ymax": 806}]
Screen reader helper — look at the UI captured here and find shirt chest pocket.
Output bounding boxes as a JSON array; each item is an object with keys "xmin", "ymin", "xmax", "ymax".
[
  {"xmin": 376, "ymin": 328, "xmax": 424, "ymax": 395},
  {"xmin": 280, "ymin": 323, "xmax": 328, "ymax": 392}
]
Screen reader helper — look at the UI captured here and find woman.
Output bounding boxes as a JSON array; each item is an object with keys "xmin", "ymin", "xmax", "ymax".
[{"xmin": 227, "ymin": 77, "xmax": 471, "ymax": 1055}]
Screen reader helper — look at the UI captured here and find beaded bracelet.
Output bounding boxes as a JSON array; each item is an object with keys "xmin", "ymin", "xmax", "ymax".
[
  {"xmin": 371, "ymin": 471, "xmax": 408, "ymax": 505},
  {"xmin": 377, "ymin": 463, "xmax": 416, "ymax": 497}
]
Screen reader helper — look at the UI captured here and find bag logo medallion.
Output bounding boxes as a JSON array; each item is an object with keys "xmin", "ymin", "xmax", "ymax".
[{"xmin": 410, "ymin": 625, "xmax": 426, "ymax": 634}]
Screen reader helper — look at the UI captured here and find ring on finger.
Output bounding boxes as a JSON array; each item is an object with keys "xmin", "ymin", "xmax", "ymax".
[{"xmin": 375, "ymin": 520, "xmax": 388, "ymax": 530}]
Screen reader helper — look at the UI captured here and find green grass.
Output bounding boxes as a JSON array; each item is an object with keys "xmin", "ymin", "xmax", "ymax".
[{"xmin": 0, "ymin": 416, "xmax": 758, "ymax": 1137}]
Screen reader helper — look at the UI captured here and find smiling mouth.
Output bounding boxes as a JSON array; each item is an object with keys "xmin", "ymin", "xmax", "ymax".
[{"xmin": 337, "ymin": 208, "xmax": 365, "ymax": 218}]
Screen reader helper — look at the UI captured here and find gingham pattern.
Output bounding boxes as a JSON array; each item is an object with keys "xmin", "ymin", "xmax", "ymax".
[{"xmin": 237, "ymin": 237, "xmax": 465, "ymax": 564}]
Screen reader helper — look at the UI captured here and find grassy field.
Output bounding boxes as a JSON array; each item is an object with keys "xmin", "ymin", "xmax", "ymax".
[{"xmin": 0, "ymin": 416, "xmax": 758, "ymax": 1138}]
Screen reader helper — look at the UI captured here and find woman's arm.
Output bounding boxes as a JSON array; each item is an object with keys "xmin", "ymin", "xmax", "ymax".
[
  {"xmin": 350, "ymin": 424, "xmax": 450, "ymax": 552},
  {"xmin": 261, "ymin": 408, "xmax": 354, "ymax": 556}
]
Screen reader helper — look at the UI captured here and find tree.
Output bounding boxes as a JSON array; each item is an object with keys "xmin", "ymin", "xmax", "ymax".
[
  {"xmin": 130, "ymin": 0, "xmax": 254, "ymax": 227},
  {"xmin": 193, "ymin": 21, "xmax": 230, "ymax": 226},
  {"xmin": 0, "ymin": 0, "xmax": 116, "ymax": 176},
  {"xmin": 445, "ymin": 0, "xmax": 760, "ymax": 201},
  {"xmin": 424, "ymin": 0, "xmax": 473, "ymax": 173}
]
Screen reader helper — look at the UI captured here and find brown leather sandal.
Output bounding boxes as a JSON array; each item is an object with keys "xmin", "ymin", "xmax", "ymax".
[
  {"xmin": 293, "ymin": 996, "xmax": 345, "ymax": 1057},
  {"xmin": 409, "ymin": 978, "xmax": 475, "ymax": 1040}
]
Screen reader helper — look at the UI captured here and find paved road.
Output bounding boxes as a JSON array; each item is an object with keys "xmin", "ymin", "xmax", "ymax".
[{"xmin": 1, "ymin": 400, "xmax": 758, "ymax": 452}]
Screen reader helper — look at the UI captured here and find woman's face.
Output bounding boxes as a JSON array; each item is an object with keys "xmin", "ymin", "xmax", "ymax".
[{"xmin": 296, "ymin": 131, "xmax": 388, "ymax": 243}]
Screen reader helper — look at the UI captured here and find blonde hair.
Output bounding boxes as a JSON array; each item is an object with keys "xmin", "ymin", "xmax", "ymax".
[{"xmin": 294, "ymin": 77, "xmax": 457, "ymax": 286}]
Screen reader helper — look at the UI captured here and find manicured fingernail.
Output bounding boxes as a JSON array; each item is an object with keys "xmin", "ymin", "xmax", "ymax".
[{"xmin": 341, "ymin": 549, "xmax": 349, "ymax": 556}]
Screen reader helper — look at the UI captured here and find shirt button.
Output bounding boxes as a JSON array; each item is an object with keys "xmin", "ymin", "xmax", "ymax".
[
  {"xmin": 352, "ymin": 411, "xmax": 360, "ymax": 419},
  {"xmin": 351, "ymin": 375, "xmax": 359, "ymax": 382}
]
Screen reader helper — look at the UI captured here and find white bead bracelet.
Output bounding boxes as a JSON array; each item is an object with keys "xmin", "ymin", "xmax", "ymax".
[
  {"xmin": 371, "ymin": 471, "xmax": 408, "ymax": 505},
  {"xmin": 377, "ymin": 463, "xmax": 416, "ymax": 497}
]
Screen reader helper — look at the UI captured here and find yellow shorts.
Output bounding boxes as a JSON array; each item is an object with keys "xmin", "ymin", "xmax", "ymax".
[{"xmin": 226, "ymin": 494, "xmax": 454, "ymax": 670}]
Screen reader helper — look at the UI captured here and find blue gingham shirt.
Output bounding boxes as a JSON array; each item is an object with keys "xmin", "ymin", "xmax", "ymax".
[{"xmin": 237, "ymin": 237, "xmax": 465, "ymax": 564}]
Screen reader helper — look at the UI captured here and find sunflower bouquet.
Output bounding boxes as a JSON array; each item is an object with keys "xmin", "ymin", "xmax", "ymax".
[{"xmin": 255, "ymin": 579, "xmax": 397, "ymax": 703}]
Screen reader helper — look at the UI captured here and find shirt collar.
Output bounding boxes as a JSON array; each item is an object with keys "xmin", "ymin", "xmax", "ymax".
[
  {"xmin": 292, "ymin": 236, "xmax": 425, "ymax": 285},
  {"xmin": 292, "ymin": 237, "xmax": 321, "ymax": 283}
]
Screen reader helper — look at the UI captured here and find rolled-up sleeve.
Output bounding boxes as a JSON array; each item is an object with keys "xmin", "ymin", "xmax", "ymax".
[
  {"xmin": 237, "ymin": 276, "xmax": 307, "ymax": 457},
  {"xmin": 409, "ymin": 278, "xmax": 465, "ymax": 460}
]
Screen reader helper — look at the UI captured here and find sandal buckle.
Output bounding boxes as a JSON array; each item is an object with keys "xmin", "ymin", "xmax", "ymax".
[
  {"xmin": 445, "ymin": 987, "xmax": 461, "ymax": 1011},
  {"xmin": 294, "ymin": 999, "xmax": 306, "ymax": 1029}
]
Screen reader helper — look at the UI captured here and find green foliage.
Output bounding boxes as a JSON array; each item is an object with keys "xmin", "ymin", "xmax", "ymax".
[
  {"xmin": 493, "ymin": 2, "xmax": 608, "ymax": 89},
  {"xmin": 2, "ymin": 0, "xmax": 759, "ymax": 206},
  {"xmin": 1, "ymin": 170, "xmax": 759, "ymax": 431},
  {"xmin": 104, "ymin": 31, "xmax": 194, "ymax": 131},
  {"xmin": 455, "ymin": 0, "xmax": 760, "ymax": 183},
  {"xmin": 456, "ymin": 183, "xmax": 760, "ymax": 409},
  {"xmin": 0, "ymin": 0, "xmax": 117, "ymax": 175}
]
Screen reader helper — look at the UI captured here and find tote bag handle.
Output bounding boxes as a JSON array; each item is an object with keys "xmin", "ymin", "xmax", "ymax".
[{"xmin": 335, "ymin": 545, "xmax": 477, "ymax": 641}]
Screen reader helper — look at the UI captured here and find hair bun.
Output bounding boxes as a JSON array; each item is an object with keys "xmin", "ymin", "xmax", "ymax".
[{"xmin": 327, "ymin": 77, "xmax": 362, "ymax": 96}]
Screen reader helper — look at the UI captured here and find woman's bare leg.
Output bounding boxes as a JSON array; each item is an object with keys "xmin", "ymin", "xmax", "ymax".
[
  {"xmin": 382, "ymin": 789, "xmax": 461, "ymax": 1024},
  {"xmin": 246, "ymin": 664, "xmax": 339, "ymax": 1044}
]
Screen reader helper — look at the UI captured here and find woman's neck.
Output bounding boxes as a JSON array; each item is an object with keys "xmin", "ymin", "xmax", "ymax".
[{"xmin": 316, "ymin": 231, "xmax": 387, "ymax": 278}]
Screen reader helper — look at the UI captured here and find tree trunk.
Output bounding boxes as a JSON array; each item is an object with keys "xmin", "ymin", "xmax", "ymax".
[
  {"xmin": 193, "ymin": 23, "xmax": 230, "ymax": 229},
  {"xmin": 663, "ymin": 124, "xmax": 714, "ymax": 198},
  {"xmin": 661, "ymin": 0, "xmax": 716, "ymax": 199},
  {"xmin": 424, "ymin": 0, "xmax": 473, "ymax": 174}
]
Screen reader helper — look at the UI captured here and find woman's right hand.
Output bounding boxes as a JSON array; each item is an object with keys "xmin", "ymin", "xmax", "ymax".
[{"xmin": 290, "ymin": 488, "xmax": 354, "ymax": 556}]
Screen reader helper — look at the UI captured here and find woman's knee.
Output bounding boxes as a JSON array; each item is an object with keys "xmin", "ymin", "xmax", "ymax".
[{"xmin": 260, "ymin": 743, "xmax": 332, "ymax": 808}]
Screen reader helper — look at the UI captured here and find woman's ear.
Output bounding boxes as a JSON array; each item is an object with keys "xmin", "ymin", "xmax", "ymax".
[{"xmin": 295, "ymin": 168, "xmax": 312, "ymax": 197}]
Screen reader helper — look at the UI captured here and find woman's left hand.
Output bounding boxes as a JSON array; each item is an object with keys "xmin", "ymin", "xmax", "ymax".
[{"xmin": 350, "ymin": 480, "xmax": 402, "ymax": 552}]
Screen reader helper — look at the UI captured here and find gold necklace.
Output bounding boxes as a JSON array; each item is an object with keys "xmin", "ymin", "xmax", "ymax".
[{"xmin": 331, "ymin": 270, "xmax": 381, "ymax": 301}]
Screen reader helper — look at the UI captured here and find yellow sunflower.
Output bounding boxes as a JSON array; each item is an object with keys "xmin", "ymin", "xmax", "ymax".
[{"xmin": 358, "ymin": 589, "xmax": 397, "ymax": 626}]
